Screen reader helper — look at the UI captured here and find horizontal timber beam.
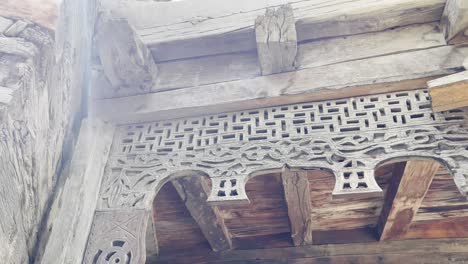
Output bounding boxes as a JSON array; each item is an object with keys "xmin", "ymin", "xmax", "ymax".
[
  {"xmin": 94, "ymin": 46, "xmax": 468, "ymax": 123},
  {"xmin": 102, "ymin": 0, "xmax": 446, "ymax": 61},
  {"xmin": 151, "ymin": 238, "xmax": 468, "ymax": 263},
  {"xmin": 428, "ymin": 71, "xmax": 468, "ymax": 112}
]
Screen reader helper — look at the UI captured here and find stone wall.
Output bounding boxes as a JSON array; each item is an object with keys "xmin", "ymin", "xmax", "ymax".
[{"xmin": 0, "ymin": 10, "xmax": 84, "ymax": 263}]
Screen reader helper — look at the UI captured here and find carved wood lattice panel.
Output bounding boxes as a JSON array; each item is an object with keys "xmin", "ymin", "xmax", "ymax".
[{"xmin": 99, "ymin": 89, "xmax": 468, "ymax": 209}]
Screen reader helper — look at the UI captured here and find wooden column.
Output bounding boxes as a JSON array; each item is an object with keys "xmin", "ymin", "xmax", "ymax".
[
  {"xmin": 172, "ymin": 176, "xmax": 232, "ymax": 252},
  {"xmin": 377, "ymin": 160, "xmax": 440, "ymax": 241},
  {"xmin": 281, "ymin": 168, "xmax": 313, "ymax": 246},
  {"xmin": 255, "ymin": 4, "xmax": 297, "ymax": 75},
  {"xmin": 441, "ymin": 0, "xmax": 468, "ymax": 44},
  {"xmin": 428, "ymin": 71, "xmax": 468, "ymax": 112}
]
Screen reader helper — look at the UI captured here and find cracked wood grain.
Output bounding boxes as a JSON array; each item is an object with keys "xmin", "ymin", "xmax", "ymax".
[{"xmin": 281, "ymin": 168, "xmax": 313, "ymax": 246}]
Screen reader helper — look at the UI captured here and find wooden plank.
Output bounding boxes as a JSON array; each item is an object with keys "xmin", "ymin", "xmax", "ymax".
[
  {"xmin": 104, "ymin": 0, "xmax": 445, "ymax": 61},
  {"xmin": 441, "ymin": 0, "xmax": 468, "ymax": 44},
  {"xmin": 154, "ymin": 238, "xmax": 468, "ymax": 263},
  {"xmin": 95, "ymin": 15, "xmax": 158, "ymax": 98},
  {"xmin": 172, "ymin": 177, "xmax": 232, "ymax": 252},
  {"xmin": 148, "ymin": 23, "xmax": 444, "ymax": 93},
  {"xmin": 377, "ymin": 160, "xmax": 440, "ymax": 241},
  {"xmin": 255, "ymin": 4, "xmax": 297, "ymax": 75},
  {"xmin": 281, "ymin": 168, "xmax": 312, "ymax": 246},
  {"xmin": 404, "ymin": 216, "xmax": 468, "ymax": 239},
  {"xmin": 428, "ymin": 71, "xmax": 468, "ymax": 112},
  {"xmin": 0, "ymin": 86, "xmax": 13, "ymax": 105},
  {"xmin": 94, "ymin": 46, "xmax": 468, "ymax": 123},
  {"xmin": 0, "ymin": 1, "xmax": 58, "ymax": 29}
]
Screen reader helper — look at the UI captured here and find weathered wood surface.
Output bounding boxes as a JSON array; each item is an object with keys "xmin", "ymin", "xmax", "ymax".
[
  {"xmin": 0, "ymin": 1, "xmax": 58, "ymax": 29},
  {"xmin": 103, "ymin": 0, "xmax": 446, "ymax": 61},
  {"xmin": 255, "ymin": 5, "xmax": 297, "ymax": 75},
  {"xmin": 428, "ymin": 71, "xmax": 468, "ymax": 112},
  {"xmin": 95, "ymin": 16, "xmax": 158, "ymax": 97},
  {"xmin": 442, "ymin": 0, "xmax": 468, "ymax": 44},
  {"xmin": 95, "ymin": 46, "xmax": 468, "ymax": 123},
  {"xmin": 281, "ymin": 169, "xmax": 312, "ymax": 246},
  {"xmin": 377, "ymin": 160, "xmax": 440, "ymax": 241},
  {"xmin": 40, "ymin": 119, "xmax": 114, "ymax": 264},
  {"xmin": 172, "ymin": 177, "xmax": 232, "ymax": 252}
]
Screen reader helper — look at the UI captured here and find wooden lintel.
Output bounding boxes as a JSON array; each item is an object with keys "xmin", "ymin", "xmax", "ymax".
[
  {"xmin": 95, "ymin": 15, "xmax": 158, "ymax": 98},
  {"xmin": 255, "ymin": 4, "xmax": 297, "ymax": 75},
  {"xmin": 171, "ymin": 176, "xmax": 232, "ymax": 252},
  {"xmin": 377, "ymin": 160, "xmax": 440, "ymax": 241},
  {"xmin": 102, "ymin": 0, "xmax": 446, "ymax": 61},
  {"xmin": 94, "ymin": 46, "xmax": 468, "ymax": 123},
  {"xmin": 281, "ymin": 168, "xmax": 313, "ymax": 246},
  {"xmin": 441, "ymin": 0, "xmax": 468, "ymax": 44},
  {"xmin": 428, "ymin": 71, "xmax": 468, "ymax": 112}
]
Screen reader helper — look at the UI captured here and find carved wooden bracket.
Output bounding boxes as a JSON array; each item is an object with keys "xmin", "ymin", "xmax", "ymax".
[{"xmin": 255, "ymin": 4, "xmax": 297, "ymax": 75}]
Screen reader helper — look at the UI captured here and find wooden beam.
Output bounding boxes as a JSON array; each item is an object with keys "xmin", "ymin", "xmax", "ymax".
[
  {"xmin": 441, "ymin": 0, "xmax": 468, "ymax": 44},
  {"xmin": 172, "ymin": 176, "xmax": 232, "ymax": 252},
  {"xmin": 377, "ymin": 160, "xmax": 440, "ymax": 241},
  {"xmin": 152, "ymin": 238, "xmax": 468, "ymax": 263},
  {"xmin": 94, "ymin": 46, "xmax": 468, "ymax": 123},
  {"xmin": 255, "ymin": 4, "xmax": 297, "ymax": 75},
  {"xmin": 428, "ymin": 71, "xmax": 468, "ymax": 112},
  {"xmin": 0, "ymin": 1, "xmax": 58, "ymax": 29},
  {"xmin": 95, "ymin": 15, "xmax": 158, "ymax": 98},
  {"xmin": 103, "ymin": 0, "xmax": 446, "ymax": 61},
  {"xmin": 281, "ymin": 168, "xmax": 312, "ymax": 246}
]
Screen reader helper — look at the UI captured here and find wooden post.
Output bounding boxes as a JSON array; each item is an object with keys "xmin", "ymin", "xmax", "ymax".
[
  {"xmin": 281, "ymin": 168, "xmax": 313, "ymax": 246},
  {"xmin": 172, "ymin": 176, "xmax": 232, "ymax": 252},
  {"xmin": 377, "ymin": 160, "xmax": 440, "ymax": 241}
]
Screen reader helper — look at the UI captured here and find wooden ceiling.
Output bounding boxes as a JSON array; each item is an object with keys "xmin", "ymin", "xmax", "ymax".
[{"xmin": 147, "ymin": 160, "xmax": 468, "ymax": 263}]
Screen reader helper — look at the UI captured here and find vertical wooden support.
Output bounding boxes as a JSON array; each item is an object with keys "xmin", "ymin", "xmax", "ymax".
[
  {"xmin": 145, "ymin": 214, "xmax": 159, "ymax": 256},
  {"xmin": 172, "ymin": 176, "xmax": 232, "ymax": 252},
  {"xmin": 255, "ymin": 4, "xmax": 297, "ymax": 75},
  {"xmin": 441, "ymin": 0, "xmax": 468, "ymax": 44},
  {"xmin": 281, "ymin": 168, "xmax": 313, "ymax": 246},
  {"xmin": 377, "ymin": 160, "xmax": 440, "ymax": 241}
]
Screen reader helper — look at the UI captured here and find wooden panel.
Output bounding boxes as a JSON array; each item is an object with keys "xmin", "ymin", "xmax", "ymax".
[
  {"xmin": 404, "ymin": 217, "xmax": 468, "ymax": 239},
  {"xmin": 281, "ymin": 169, "xmax": 312, "ymax": 246},
  {"xmin": 172, "ymin": 177, "xmax": 232, "ymax": 252},
  {"xmin": 377, "ymin": 160, "xmax": 440, "ymax": 241},
  {"xmin": 218, "ymin": 174, "xmax": 292, "ymax": 245}
]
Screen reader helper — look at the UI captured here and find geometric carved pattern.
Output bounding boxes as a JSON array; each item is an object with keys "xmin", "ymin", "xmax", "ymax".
[
  {"xmin": 83, "ymin": 210, "xmax": 148, "ymax": 264},
  {"xmin": 98, "ymin": 89, "xmax": 468, "ymax": 209}
]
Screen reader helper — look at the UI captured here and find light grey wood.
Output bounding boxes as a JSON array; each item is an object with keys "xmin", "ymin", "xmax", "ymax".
[
  {"xmin": 172, "ymin": 177, "xmax": 232, "ymax": 252},
  {"xmin": 94, "ymin": 46, "xmax": 468, "ymax": 123},
  {"xmin": 0, "ymin": 36, "xmax": 39, "ymax": 58},
  {"xmin": 143, "ymin": 23, "xmax": 444, "ymax": 94},
  {"xmin": 95, "ymin": 15, "xmax": 158, "ymax": 98},
  {"xmin": 255, "ymin": 4, "xmax": 297, "ymax": 75},
  {"xmin": 441, "ymin": 0, "xmax": 468, "ymax": 42},
  {"xmin": 41, "ymin": 119, "xmax": 114, "ymax": 264},
  {"xmin": 297, "ymin": 23, "xmax": 446, "ymax": 69},
  {"xmin": 104, "ymin": 0, "xmax": 446, "ymax": 61},
  {"xmin": 4, "ymin": 20, "xmax": 29, "ymax": 37},
  {"xmin": 0, "ymin": 16, "xmax": 13, "ymax": 33},
  {"xmin": 0, "ymin": 86, "xmax": 13, "ymax": 105}
]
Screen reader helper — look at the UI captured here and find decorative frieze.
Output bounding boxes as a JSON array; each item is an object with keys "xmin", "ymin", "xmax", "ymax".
[{"xmin": 98, "ymin": 89, "xmax": 468, "ymax": 209}]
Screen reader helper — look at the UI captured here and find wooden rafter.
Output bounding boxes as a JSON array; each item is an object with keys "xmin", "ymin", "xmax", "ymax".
[
  {"xmin": 377, "ymin": 160, "xmax": 440, "ymax": 241},
  {"xmin": 172, "ymin": 176, "xmax": 232, "ymax": 252},
  {"xmin": 281, "ymin": 168, "xmax": 313, "ymax": 246},
  {"xmin": 441, "ymin": 0, "xmax": 468, "ymax": 44}
]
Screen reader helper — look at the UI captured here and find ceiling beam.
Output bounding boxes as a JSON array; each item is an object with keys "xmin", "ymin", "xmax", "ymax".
[
  {"xmin": 428, "ymin": 71, "xmax": 468, "ymax": 112},
  {"xmin": 102, "ymin": 0, "xmax": 446, "ymax": 61},
  {"xmin": 255, "ymin": 4, "xmax": 297, "ymax": 75},
  {"xmin": 171, "ymin": 176, "xmax": 232, "ymax": 252},
  {"xmin": 94, "ymin": 15, "xmax": 158, "ymax": 98},
  {"xmin": 94, "ymin": 46, "xmax": 468, "ymax": 123},
  {"xmin": 377, "ymin": 160, "xmax": 440, "ymax": 241},
  {"xmin": 281, "ymin": 168, "xmax": 313, "ymax": 246},
  {"xmin": 441, "ymin": 0, "xmax": 468, "ymax": 44}
]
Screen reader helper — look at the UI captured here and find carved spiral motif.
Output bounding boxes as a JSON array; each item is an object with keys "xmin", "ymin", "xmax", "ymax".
[{"xmin": 93, "ymin": 240, "xmax": 132, "ymax": 264}]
